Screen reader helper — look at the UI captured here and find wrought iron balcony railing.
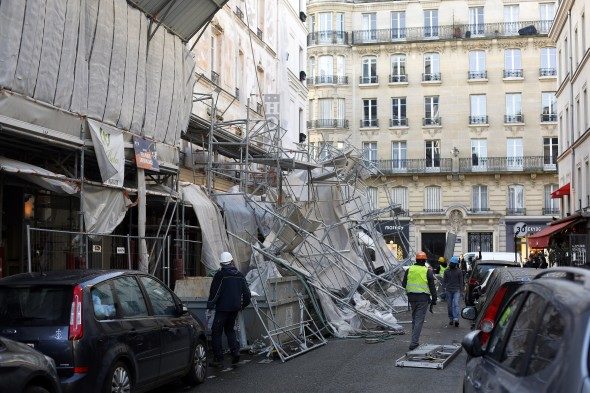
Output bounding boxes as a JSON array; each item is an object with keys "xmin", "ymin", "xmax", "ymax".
[
  {"xmin": 541, "ymin": 113, "xmax": 557, "ymax": 122},
  {"xmin": 360, "ymin": 119, "xmax": 379, "ymax": 127},
  {"xmin": 359, "ymin": 75, "xmax": 378, "ymax": 84},
  {"xmin": 390, "ymin": 118, "xmax": 408, "ymax": 127},
  {"xmin": 350, "ymin": 20, "xmax": 552, "ymax": 45},
  {"xmin": 374, "ymin": 158, "xmax": 453, "ymax": 174},
  {"xmin": 307, "ymin": 75, "xmax": 349, "ymax": 85},
  {"xmin": 505, "ymin": 114, "xmax": 524, "ymax": 123},
  {"xmin": 307, "ymin": 30, "xmax": 349, "ymax": 45},
  {"xmin": 422, "ymin": 73, "xmax": 441, "ymax": 82},
  {"xmin": 423, "ymin": 117, "xmax": 442, "ymax": 126},
  {"xmin": 542, "ymin": 207, "xmax": 560, "ymax": 215},
  {"xmin": 307, "ymin": 119, "xmax": 349, "ymax": 129},
  {"xmin": 423, "ymin": 208, "xmax": 444, "ymax": 213},
  {"xmin": 469, "ymin": 115, "xmax": 488, "ymax": 124},
  {"xmin": 470, "ymin": 207, "xmax": 491, "ymax": 213},
  {"xmin": 459, "ymin": 156, "xmax": 556, "ymax": 173},
  {"xmin": 506, "ymin": 208, "xmax": 526, "ymax": 215},
  {"xmin": 468, "ymin": 71, "xmax": 487, "ymax": 79},
  {"xmin": 389, "ymin": 74, "xmax": 408, "ymax": 83},
  {"xmin": 539, "ymin": 68, "xmax": 557, "ymax": 77},
  {"xmin": 503, "ymin": 69, "xmax": 524, "ymax": 78}
]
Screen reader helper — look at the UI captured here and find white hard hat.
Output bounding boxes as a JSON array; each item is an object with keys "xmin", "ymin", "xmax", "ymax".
[{"xmin": 220, "ymin": 251, "xmax": 233, "ymax": 264}]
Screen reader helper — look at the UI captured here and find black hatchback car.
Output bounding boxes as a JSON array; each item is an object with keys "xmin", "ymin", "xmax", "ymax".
[
  {"xmin": 465, "ymin": 260, "xmax": 520, "ymax": 306},
  {"xmin": 0, "ymin": 270, "xmax": 207, "ymax": 393}
]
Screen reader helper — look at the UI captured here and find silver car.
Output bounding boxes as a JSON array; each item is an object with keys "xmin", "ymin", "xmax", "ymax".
[{"xmin": 462, "ymin": 267, "xmax": 590, "ymax": 393}]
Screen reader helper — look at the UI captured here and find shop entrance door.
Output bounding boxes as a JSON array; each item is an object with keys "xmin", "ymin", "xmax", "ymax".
[{"xmin": 421, "ymin": 233, "xmax": 446, "ymax": 264}]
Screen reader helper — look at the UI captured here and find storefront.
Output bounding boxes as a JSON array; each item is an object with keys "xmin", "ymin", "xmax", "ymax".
[
  {"xmin": 376, "ymin": 219, "xmax": 410, "ymax": 260},
  {"xmin": 504, "ymin": 218, "xmax": 553, "ymax": 257}
]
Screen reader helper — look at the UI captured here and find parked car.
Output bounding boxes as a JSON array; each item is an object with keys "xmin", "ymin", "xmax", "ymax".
[
  {"xmin": 463, "ymin": 267, "xmax": 539, "ymax": 341},
  {"xmin": 462, "ymin": 267, "xmax": 590, "ymax": 393},
  {"xmin": 0, "ymin": 336, "xmax": 61, "ymax": 393},
  {"xmin": 463, "ymin": 252, "xmax": 522, "ymax": 272},
  {"xmin": 0, "ymin": 270, "xmax": 207, "ymax": 393},
  {"xmin": 465, "ymin": 260, "xmax": 520, "ymax": 306}
]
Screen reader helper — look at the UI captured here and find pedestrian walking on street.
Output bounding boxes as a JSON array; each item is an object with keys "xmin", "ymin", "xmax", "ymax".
[
  {"xmin": 443, "ymin": 256, "xmax": 464, "ymax": 327},
  {"xmin": 402, "ymin": 251, "xmax": 437, "ymax": 350},
  {"xmin": 207, "ymin": 251, "xmax": 252, "ymax": 368}
]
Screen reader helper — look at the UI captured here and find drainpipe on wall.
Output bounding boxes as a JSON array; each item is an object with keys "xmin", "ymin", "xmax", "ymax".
[{"xmin": 569, "ymin": 10, "xmax": 576, "ymax": 215}]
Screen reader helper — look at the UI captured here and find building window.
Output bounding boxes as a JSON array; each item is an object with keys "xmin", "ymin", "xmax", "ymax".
[
  {"xmin": 539, "ymin": 3, "xmax": 556, "ymax": 33},
  {"xmin": 584, "ymin": 87, "xmax": 588, "ymax": 131},
  {"xmin": 544, "ymin": 184, "xmax": 560, "ymax": 214},
  {"xmin": 390, "ymin": 54, "xmax": 407, "ymax": 82},
  {"xmin": 543, "ymin": 137, "xmax": 558, "ymax": 167},
  {"xmin": 540, "ymin": 47, "xmax": 557, "ymax": 76},
  {"xmin": 391, "ymin": 97, "xmax": 407, "ymax": 126},
  {"xmin": 367, "ymin": 187, "xmax": 378, "ymax": 210},
  {"xmin": 361, "ymin": 56, "xmax": 377, "ymax": 84},
  {"xmin": 471, "ymin": 139, "xmax": 488, "ymax": 168},
  {"xmin": 468, "ymin": 232, "xmax": 493, "ymax": 252},
  {"xmin": 472, "ymin": 185, "xmax": 488, "ymax": 212},
  {"xmin": 318, "ymin": 98, "xmax": 333, "ymax": 120},
  {"xmin": 425, "ymin": 186, "xmax": 442, "ymax": 212},
  {"xmin": 391, "ymin": 11, "xmax": 406, "ymax": 39},
  {"xmin": 541, "ymin": 92, "xmax": 557, "ymax": 122},
  {"xmin": 505, "ymin": 93, "xmax": 523, "ymax": 123},
  {"xmin": 335, "ymin": 12, "xmax": 344, "ymax": 33},
  {"xmin": 318, "ymin": 55, "xmax": 333, "ymax": 83},
  {"xmin": 504, "ymin": 5, "xmax": 519, "ymax": 35},
  {"xmin": 391, "ymin": 186, "xmax": 408, "ymax": 213},
  {"xmin": 391, "ymin": 141, "xmax": 407, "ymax": 170},
  {"xmin": 362, "ymin": 99, "xmax": 378, "ymax": 127},
  {"xmin": 336, "ymin": 98, "xmax": 345, "ymax": 125},
  {"xmin": 362, "ymin": 141, "xmax": 377, "ymax": 162},
  {"xmin": 470, "ymin": 95, "xmax": 487, "ymax": 124},
  {"xmin": 507, "ymin": 138, "xmax": 523, "ymax": 169},
  {"xmin": 469, "ymin": 7, "xmax": 484, "ymax": 36},
  {"xmin": 423, "ymin": 52, "xmax": 440, "ymax": 81},
  {"xmin": 308, "ymin": 14, "xmax": 315, "ymax": 33},
  {"xmin": 504, "ymin": 49, "xmax": 522, "ymax": 78},
  {"xmin": 308, "ymin": 57, "xmax": 315, "ymax": 79},
  {"xmin": 468, "ymin": 50, "xmax": 486, "ymax": 79},
  {"xmin": 362, "ymin": 13, "xmax": 377, "ymax": 41},
  {"xmin": 508, "ymin": 184, "xmax": 525, "ymax": 215},
  {"xmin": 336, "ymin": 56, "xmax": 345, "ymax": 78},
  {"xmin": 425, "ymin": 140, "xmax": 440, "ymax": 168},
  {"xmin": 424, "ymin": 96, "xmax": 440, "ymax": 125},
  {"xmin": 424, "ymin": 10, "xmax": 439, "ymax": 38}
]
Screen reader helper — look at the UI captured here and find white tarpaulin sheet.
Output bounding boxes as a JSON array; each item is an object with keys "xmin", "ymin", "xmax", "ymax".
[
  {"xmin": 83, "ymin": 185, "xmax": 131, "ymax": 234},
  {"xmin": 0, "ymin": 0, "xmax": 195, "ymax": 146},
  {"xmin": 181, "ymin": 184, "xmax": 229, "ymax": 272},
  {"xmin": 88, "ymin": 119, "xmax": 125, "ymax": 187},
  {"xmin": 0, "ymin": 156, "xmax": 77, "ymax": 195}
]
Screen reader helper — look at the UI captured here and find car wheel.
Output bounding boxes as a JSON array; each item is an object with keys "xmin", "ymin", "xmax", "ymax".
[
  {"xmin": 24, "ymin": 386, "xmax": 50, "ymax": 393},
  {"xmin": 105, "ymin": 361, "xmax": 132, "ymax": 393},
  {"xmin": 182, "ymin": 340, "xmax": 207, "ymax": 386}
]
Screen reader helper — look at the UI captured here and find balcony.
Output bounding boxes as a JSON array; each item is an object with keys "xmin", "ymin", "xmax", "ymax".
[
  {"xmin": 542, "ymin": 207, "xmax": 560, "ymax": 215},
  {"xmin": 506, "ymin": 208, "xmax": 526, "ymax": 216},
  {"xmin": 470, "ymin": 207, "xmax": 491, "ymax": 213},
  {"xmin": 469, "ymin": 116, "xmax": 488, "ymax": 125},
  {"xmin": 350, "ymin": 20, "xmax": 552, "ymax": 45},
  {"xmin": 389, "ymin": 118, "xmax": 408, "ymax": 127},
  {"xmin": 468, "ymin": 71, "xmax": 487, "ymax": 80},
  {"xmin": 389, "ymin": 74, "xmax": 408, "ymax": 83},
  {"xmin": 307, "ymin": 30, "xmax": 349, "ymax": 46},
  {"xmin": 539, "ymin": 68, "xmax": 557, "ymax": 77},
  {"xmin": 503, "ymin": 69, "xmax": 523, "ymax": 78},
  {"xmin": 359, "ymin": 75, "xmax": 378, "ymax": 84},
  {"xmin": 541, "ymin": 113, "xmax": 557, "ymax": 122},
  {"xmin": 211, "ymin": 71, "xmax": 220, "ymax": 85},
  {"xmin": 307, "ymin": 75, "xmax": 349, "ymax": 85},
  {"xmin": 360, "ymin": 119, "xmax": 379, "ymax": 128},
  {"xmin": 307, "ymin": 119, "xmax": 349, "ymax": 129},
  {"xmin": 422, "ymin": 73, "xmax": 441, "ymax": 82},
  {"xmin": 458, "ymin": 156, "xmax": 556, "ymax": 173},
  {"xmin": 423, "ymin": 117, "xmax": 442, "ymax": 126},
  {"xmin": 374, "ymin": 158, "xmax": 453, "ymax": 174},
  {"xmin": 505, "ymin": 114, "xmax": 524, "ymax": 123}
]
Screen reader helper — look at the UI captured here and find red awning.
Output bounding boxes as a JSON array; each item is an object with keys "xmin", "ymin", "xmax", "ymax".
[
  {"xmin": 551, "ymin": 183, "xmax": 571, "ymax": 199},
  {"xmin": 528, "ymin": 219, "xmax": 580, "ymax": 249}
]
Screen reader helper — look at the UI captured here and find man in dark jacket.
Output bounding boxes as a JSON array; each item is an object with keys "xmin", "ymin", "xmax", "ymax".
[
  {"xmin": 402, "ymin": 251, "xmax": 437, "ymax": 350},
  {"xmin": 443, "ymin": 256, "xmax": 464, "ymax": 327},
  {"xmin": 207, "ymin": 251, "xmax": 251, "ymax": 367}
]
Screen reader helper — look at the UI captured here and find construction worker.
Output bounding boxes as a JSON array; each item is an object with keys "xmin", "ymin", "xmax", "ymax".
[
  {"xmin": 443, "ymin": 256, "xmax": 464, "ymax": 327},
  {"xmin": 207, "ymin": 251, "xmax": 252, "ymax": 368},
  {"xmin": 438, "ymin": 256, "xmax": 447, "ymax": 277},
  {"xmin": 402, "ymin": 251, "xmax": 437, "ymax": 350}
]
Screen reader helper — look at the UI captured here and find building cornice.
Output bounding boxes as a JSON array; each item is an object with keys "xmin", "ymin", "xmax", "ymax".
[
  {"xmin": 555, "ymin": 73, "xmax": 571, "ymax": 98},
  {"xmin": 549, "ymin": 0, "xmax": 574, "ymax": 41}
]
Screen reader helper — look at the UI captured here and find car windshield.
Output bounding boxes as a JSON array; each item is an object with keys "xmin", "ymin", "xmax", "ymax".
[{"xmin": 0, "ymin": 286, "xmax": 71, "ymax": 326}]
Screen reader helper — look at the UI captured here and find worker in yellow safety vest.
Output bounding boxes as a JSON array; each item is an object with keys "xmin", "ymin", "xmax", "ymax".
[
  {"xmin": 438, "ymin": 256, "xmax": 447, "ymax": 277},
  {"xmin": 402, "ymin": 251, "xmax": 438, "ymax": 350}
]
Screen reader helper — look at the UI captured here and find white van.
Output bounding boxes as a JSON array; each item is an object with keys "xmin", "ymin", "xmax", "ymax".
[{"xmin": 463, "ymin": 251, "xmax": 522, "ymax": 270}]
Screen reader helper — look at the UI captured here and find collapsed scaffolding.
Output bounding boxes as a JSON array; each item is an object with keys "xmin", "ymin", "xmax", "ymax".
[{"xmin": 185, "ymin": 93, "xmax": 412, "ymax": 361}]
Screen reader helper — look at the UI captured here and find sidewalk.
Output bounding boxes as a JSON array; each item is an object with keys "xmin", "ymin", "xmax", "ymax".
[{"xmin": 160, "ymin": 302, "xmax": 470, "ymax": 393}]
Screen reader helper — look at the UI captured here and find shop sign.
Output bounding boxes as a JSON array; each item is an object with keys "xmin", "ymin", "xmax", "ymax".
[
  {"xmin": 133, "ymin": 136, "xmax": 160, "ymax": 171},
  {"xmin": 513, "ymin": 222, "xmax": 545, "ymax": 238},
  {"xmin": 376, "ymin": 220, "xmax": 409, "ymax": 236},
  {"xmin": 92, "ymin": 245, "xmax": 102, "ymax": 253},
  {"xmin": 116, "ymin": 247, "xmax": 126, "ymax": 254}
]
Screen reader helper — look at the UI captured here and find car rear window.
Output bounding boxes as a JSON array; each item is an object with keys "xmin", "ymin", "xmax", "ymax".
[
  {"xmin": 0, "ymin": 286, "xmax": 71, "ymax": 326},
  {"xmin": 474, "ymin": 264, "xmax": 497, "ymax": 281}
]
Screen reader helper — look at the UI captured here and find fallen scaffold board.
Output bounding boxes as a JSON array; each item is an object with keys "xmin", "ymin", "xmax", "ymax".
[{"xmin": 395, "ymin": 344, "xmax": 461, "ymax": 369}]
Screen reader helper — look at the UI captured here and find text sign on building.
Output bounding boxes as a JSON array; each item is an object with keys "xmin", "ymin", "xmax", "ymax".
[
  {"xmin": 263, "ymin": 94, "xmax": 280, "ymax": 131},
  {"xmin": 513, "ymin": 222, "xmax": 544, "ymax": 238},
  {"xmin": 133, "ymin": 136, "xmax": 160, "ymax": 172}
]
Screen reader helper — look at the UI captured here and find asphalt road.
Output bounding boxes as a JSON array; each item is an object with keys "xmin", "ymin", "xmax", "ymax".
[{"xmin": 157, "ymin": 302, "xmax": 470, "ymax": 393}]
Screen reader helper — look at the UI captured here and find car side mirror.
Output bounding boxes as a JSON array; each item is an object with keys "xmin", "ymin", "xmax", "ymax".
[
  {"xmin": 461, "ymin": 306, "xmax": 477, "ymax": 321},
  {"xmin": 462, "ymin": 330, "xmax": 484, "ymax": 357}
]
